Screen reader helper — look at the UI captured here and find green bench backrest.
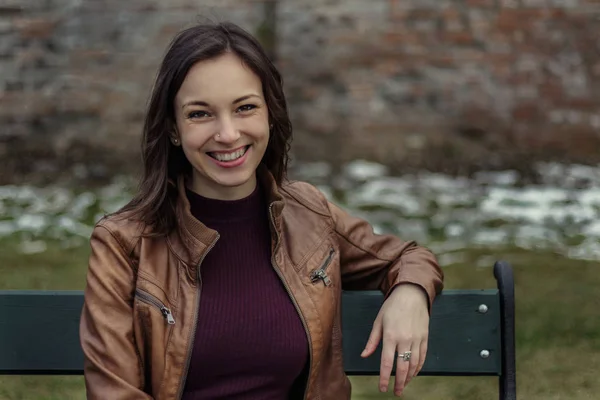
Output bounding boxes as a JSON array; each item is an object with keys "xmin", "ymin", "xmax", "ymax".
[{"xmin": 0, "ymin": 290, "xmax": 501, "ymax": 376}]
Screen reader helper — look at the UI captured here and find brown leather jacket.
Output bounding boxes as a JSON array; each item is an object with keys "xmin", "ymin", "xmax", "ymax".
[{"xmin": 79, "ymin": 170, "xmax": 444, "ymax": 399}]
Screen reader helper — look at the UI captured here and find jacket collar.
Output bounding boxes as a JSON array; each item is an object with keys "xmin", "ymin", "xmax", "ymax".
[{"xmin": 167, "ymin": 164, "xmax": 285, "ymax": 270}]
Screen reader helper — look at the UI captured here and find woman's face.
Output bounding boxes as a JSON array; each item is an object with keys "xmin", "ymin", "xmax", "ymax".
[{"xmin": 173, "ymin": 52, "xmax": 270, "ymax": 200}]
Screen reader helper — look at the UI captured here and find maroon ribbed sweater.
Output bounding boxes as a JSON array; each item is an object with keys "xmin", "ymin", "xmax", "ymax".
[{"xmin": 182, "ymin": 184, "xmax": 309, "ymax": 399}]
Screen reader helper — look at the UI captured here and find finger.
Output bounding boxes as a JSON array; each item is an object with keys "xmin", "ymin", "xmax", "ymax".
[
  {"xmin": 405, "ymin": 342, "xmax": 420, "ymax": 385},
  {"xmin": 416, "ymin": 338, "xmax": 428, "ymax": 376},
  {"xmin": 378, "ymin": 335, "xmax": 396, "ymax": 392},
  {"xmin": 361, "ymin": 315, "xmax": 382, "ymax": 358},
  {"xmin": 393, "ymin": 343, "xmax": 411, "ymax": 396}
]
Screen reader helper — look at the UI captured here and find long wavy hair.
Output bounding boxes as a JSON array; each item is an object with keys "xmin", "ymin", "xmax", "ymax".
[{"xmin": 117, "ymin": 21, "xmax": 293, "ymax": 236}]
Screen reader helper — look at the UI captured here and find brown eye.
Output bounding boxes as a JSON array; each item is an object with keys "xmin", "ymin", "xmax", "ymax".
[
  {"xmin": 237, "ymin": 104, "xmax": 257, "ymax": 113},
  {"xmin": 188, "ymin": 110, "xmax": 209, "ymax": 119}
]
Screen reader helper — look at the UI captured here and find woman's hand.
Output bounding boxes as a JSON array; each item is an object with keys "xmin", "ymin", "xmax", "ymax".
[{"xmin": 360, "ymin": 283, "xmax": 430, "ymax": 396}]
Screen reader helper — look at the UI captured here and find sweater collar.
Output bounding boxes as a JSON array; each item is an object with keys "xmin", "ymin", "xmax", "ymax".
[{"xmin": 185, "ymin": 181, "xmax": 263, "ymax": 224}]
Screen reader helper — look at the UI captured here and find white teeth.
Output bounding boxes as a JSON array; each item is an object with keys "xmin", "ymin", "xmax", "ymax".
[{"xmin": 212, "ymin": 147, "xmax": 247, "ymax": 162}]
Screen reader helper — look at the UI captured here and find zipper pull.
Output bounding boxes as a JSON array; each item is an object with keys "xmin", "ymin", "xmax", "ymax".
[
  {"xmin": 311, "ymin": 269, "xmax": 332, "ymax": 287},
  {"xmin": 161, "ymin": 307, "xmax": 176, "ymax": 325}
]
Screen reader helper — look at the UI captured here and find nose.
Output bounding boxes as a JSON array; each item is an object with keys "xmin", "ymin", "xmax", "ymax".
[{"xmin": 215, "ymin": 117, "xmax": 240, "ymax": 144}]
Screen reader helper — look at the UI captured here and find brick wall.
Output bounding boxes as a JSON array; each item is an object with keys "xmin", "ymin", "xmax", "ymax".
[{"xmin": 1, "ymin": 0, "xmax": 599, "ymax": 183}]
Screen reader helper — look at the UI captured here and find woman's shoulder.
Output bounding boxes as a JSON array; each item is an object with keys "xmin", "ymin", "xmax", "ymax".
[
  {"xmin": 279, "ymin": 180, "xmax": 332, "ymax": 217},
  {"xmin": 92, "ymin": 211, "xmax": 150, "ymax": 251}
]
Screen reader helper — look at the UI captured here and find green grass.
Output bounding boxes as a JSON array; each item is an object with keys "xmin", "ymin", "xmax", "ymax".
[
  {"xmin": 0, "ymin": 238, "xmax": 89, "ymax": 291},
  {"xmin": 0, "ymin": 239, "xmax": 598, "ymax": 400}
]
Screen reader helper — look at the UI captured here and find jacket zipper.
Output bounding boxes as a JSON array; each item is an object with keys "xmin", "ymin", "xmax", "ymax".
[
  {"xmin": 310, "ymin": 248, "xmax": 335, "ymax": 287},
  {"xmin": 176, "ymin": 234, "xmax": 220, "ymax": 400},
  {"xmin": 269, "ymin": 204, "xmax": 313, "ymax": 400},
  {"xmin": 135, "ymin": 288, "xmax": 175, "ymax": 325}
]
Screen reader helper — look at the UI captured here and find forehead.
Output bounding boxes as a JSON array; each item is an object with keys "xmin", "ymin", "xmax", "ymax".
[{"xmin": 176, "ymin": 52, "xmax": 263, "ymax": 104}]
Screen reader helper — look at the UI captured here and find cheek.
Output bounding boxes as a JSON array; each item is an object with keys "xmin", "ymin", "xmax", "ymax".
[
  {"xmin": 242, "ymin": 112, "xmax": 269, "ymax": 138},
  {"xmin": 180, "ymin": 126, "xmax": 214, "ymax": 149},
  {"xmin": 246, "ymin": 120, "xmax": 270, "ymax": 142}
]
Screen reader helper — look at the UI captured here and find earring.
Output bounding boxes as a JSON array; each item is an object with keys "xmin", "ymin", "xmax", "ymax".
[{"xmin": 173, "ymin": 138, "xmax": 179, "ymax": 145}]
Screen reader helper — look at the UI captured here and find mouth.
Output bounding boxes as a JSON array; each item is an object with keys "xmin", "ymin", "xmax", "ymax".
[{"xmin": 206, "ymin": 145, "xmax": 250, "ymax": 163}]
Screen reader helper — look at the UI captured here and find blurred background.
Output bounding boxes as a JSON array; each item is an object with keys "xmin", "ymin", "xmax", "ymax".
[{"xmin": 1, "ymin": 0, "xmax": 599, "ymax": 399}]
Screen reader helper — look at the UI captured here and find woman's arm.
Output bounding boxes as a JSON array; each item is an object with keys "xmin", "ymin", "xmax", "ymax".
[
  {"xmin": 327, "ymin": 200, "xmax": 443, "ymax": 308},
  {"xmin": 328, "ymin": 200, "xmax": 444, "ymax": 396},
  {"xmin": 79, "ymin": 224, "xmax": 153, "ymax": 399}
]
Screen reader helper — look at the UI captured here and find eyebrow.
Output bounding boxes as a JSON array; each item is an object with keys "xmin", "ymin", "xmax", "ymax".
[{"xmin": 181, "ymin": 94, "xmax": 260, "ymax": 109}]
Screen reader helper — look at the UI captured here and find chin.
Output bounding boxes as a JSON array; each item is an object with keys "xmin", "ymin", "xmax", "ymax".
[
  {"xmin": 216, "ymin": 173, "xmax": 254, "ymax": 188},
  {"xmin": 208, "ymin": 164, "xmax": 258, "ymax": 187},
  {"xmin": 191, "ymin": 148, "xmax": 264, "ymax": 198}
]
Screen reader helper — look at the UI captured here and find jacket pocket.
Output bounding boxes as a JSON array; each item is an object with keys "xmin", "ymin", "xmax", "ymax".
[
  {"xmin": 135, "ymin": 288, "xmax": 176, "ymax": 325},
  {"xmin": 310, "ymin": 247, "xmax": 335, "ymax": 287}
]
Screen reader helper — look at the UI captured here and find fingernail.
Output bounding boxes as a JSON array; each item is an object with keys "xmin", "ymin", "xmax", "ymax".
[{"xmin": 380, "ymin": 385, "xmax": 387, "ymax": 392}]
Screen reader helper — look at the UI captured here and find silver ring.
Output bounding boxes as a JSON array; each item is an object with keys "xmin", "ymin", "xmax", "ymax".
[{"xmin": 398, "ymin": 351, "xmax": 412, "ymax": 362}]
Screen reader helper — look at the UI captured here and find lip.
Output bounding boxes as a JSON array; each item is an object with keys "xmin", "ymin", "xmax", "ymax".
[
  {"xmin": 207, "ymin": 145, "xmax": 251, "ymax": 169},
  {"xmin": 206, "ymin": 145, "xmax": 248, "ymax": 155}
]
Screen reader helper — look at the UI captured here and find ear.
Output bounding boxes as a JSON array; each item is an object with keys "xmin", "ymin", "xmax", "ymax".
[{"xmin": 170, "ymin": 129, "xmax": 181, "ymax": 146}]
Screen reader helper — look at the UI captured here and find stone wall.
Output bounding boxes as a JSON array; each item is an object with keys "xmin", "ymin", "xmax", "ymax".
[{"xmin": 1, "ymin": 0, "xmax": 599, "ymax": 184}]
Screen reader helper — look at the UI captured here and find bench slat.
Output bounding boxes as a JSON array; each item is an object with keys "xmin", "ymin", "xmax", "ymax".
[
  {"xmin": 0, "ymin": 291, "xmax": 84, "ymax": 375},
  {"xmin": 0, "ymin": 289, "xmax": 501, "ymax": 376}
]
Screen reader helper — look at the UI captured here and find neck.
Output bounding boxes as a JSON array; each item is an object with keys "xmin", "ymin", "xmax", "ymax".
[
  {"xmin": 189, "ymin": 172, "xmax": 257, "ymax": 201},
  {"xmin": 186, "ymin": 180, "xmax": 263, "ymax": 224}
]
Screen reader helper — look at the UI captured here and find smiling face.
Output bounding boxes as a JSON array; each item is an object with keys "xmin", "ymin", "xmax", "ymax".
[{"xmin": 173, "ymin": 52, "xmax": 270, "ymax": 200}]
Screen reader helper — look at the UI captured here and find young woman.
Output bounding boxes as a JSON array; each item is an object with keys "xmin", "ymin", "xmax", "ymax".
[{"xmin": 79, "ymin": 21, "xmax": 444, "ymax": 400}]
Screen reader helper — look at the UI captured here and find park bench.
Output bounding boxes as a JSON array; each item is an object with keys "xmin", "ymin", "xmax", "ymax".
[{"xmin": 0, "ymin": 261, "xmax": 516, "ymax": 400}]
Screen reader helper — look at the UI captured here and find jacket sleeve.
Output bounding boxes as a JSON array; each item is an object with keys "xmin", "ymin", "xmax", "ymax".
[
  {"xmin": 327, "ymin": 200, "xmax": 444, "ymax": 310},
  {"xmin": 79, "ymin": 224, "xmax": 153, "ymax": 399}
]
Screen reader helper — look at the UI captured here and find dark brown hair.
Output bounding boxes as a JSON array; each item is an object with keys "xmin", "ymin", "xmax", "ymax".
[{"xmin": 117, "ymin": 21, "xmax": 293, "ymax": 236}]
